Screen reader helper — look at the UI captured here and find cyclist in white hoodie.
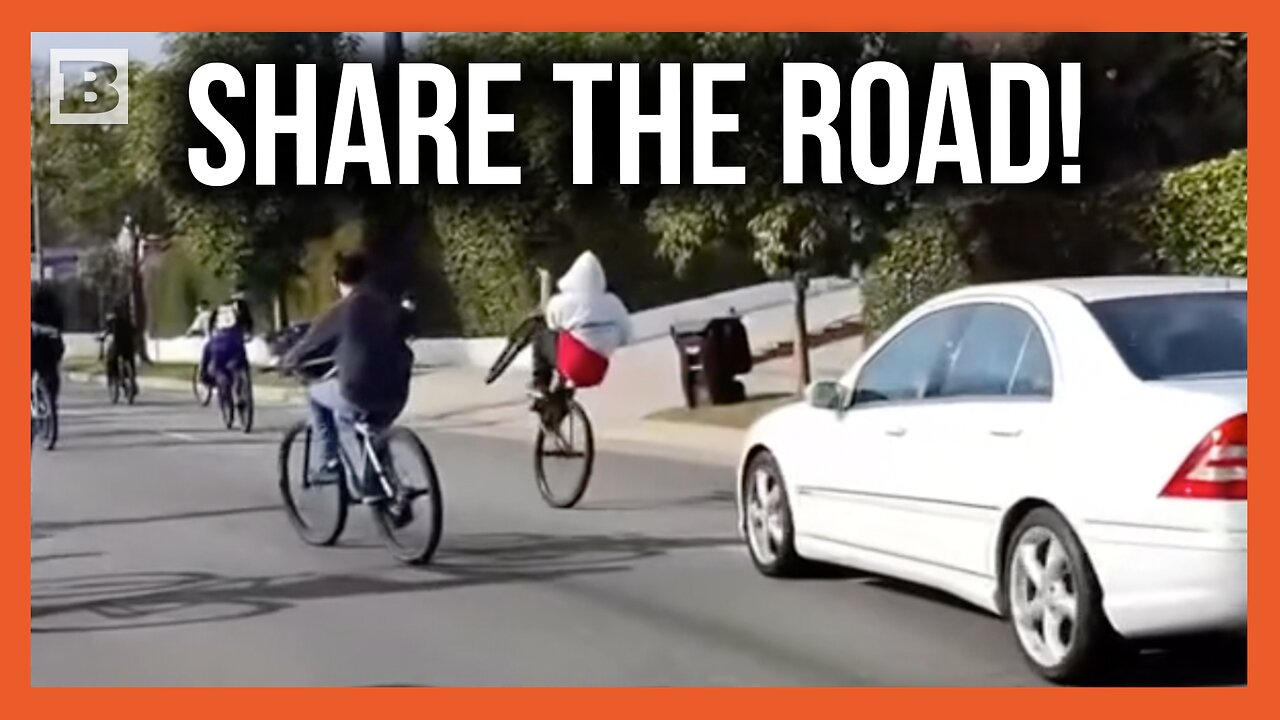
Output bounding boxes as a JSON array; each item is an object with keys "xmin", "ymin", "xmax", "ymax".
[{"xmin": 530, "ymin": 251, "xmax": 632, "ymax": 399}]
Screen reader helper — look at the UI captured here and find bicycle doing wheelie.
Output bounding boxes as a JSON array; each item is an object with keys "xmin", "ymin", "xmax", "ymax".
[
  {"xmin": 277, "ymin": 358, "xmax": 443, "ymax": 565},
  {"xmin": 486, "ymin": 313, "xmax": 595, "ymax": 509}
]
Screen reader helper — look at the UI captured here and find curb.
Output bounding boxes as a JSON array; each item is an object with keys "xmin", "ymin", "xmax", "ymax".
[{"xmin": 65, "ymin": 371, "xmax": 305, "ymax": 404}]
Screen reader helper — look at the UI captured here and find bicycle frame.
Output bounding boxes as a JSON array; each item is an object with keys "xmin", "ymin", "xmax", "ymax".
[
  {"xmin": 289, "ymin": 357, "xmax": 395, "ymax": 502},
  {"xmin": 332, "ymin": 422, "xmax": 395, "ymax": 501}
]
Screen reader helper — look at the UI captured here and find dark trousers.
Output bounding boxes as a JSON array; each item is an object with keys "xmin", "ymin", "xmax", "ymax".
[{"xmin": 32, "ymin": 336, "xmax": 64, "ymax": 402}]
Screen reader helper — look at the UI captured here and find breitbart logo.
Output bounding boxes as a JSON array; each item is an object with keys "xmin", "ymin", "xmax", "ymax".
[{"xmin": 48, "ymin": 48, "xmax": 129, "ymax": 125}]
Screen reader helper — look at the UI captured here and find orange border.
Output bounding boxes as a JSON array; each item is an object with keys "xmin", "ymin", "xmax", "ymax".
[{"xmin": 12, "ymin": 4, "xmax": 1266, "ymax": 705}]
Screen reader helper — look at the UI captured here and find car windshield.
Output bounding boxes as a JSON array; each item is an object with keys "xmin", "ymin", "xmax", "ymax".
[{"xmin": 1087, "ymin": 291, "xmax": 1247, "ymax": 381}]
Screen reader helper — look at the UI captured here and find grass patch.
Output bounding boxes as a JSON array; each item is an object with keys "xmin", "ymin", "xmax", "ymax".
[
  {"xmin": 64, "ymin": 358, "xmax": 291, "ymax": 388},
  {"xmin": 645, "ymin": 392, "xmax": 797, "ymax": 430}
]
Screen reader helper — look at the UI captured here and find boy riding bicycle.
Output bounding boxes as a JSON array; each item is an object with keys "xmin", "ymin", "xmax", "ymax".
[
  {"xmin": 98, "ymin": 301, "xmax": 137, "ymax": 385},
  {"xmin": 199, "ymin": 292, "xmax": 254, "ymax": 392},
  {"xmin": 31, "ymin": 284, "xmax": 66, "ymax": 404},
  {"xmin": 528, "ymin": 251, "xmax": 632, "ymax": 402},
  {"xmin": 280, "ymin": 251, "xmax": 414, "ymax": 502}
]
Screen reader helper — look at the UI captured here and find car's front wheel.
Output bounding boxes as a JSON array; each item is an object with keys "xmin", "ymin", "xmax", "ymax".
[
  {"xmin": 1005, "ymin": 507, "xmax": 1118, "ymax": 684},
  {"xmin": 742, "ymin": 451, "xmax": 808, "ymax": 577}
]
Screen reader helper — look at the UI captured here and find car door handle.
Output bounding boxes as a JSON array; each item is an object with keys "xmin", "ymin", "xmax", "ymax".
[
  {"xmin": 884, "ymin": 426, "xmax": 907, "ymax": 437},
  {"xmin": 989, "ymin": 428, "xmax": 1023, "ymax": 438}
]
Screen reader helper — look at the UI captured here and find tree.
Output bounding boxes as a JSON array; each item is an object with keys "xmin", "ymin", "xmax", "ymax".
[
  {"xmin": 34, "ymin": 60, "xmax": 165, "ymax": 358},
  {"xmin": 415, "ymin": 32, "xmax": 928, "ymax": 389},
  {"xmin": 131, "ymin": 32, "xmax": 361, "ymax": 329}
]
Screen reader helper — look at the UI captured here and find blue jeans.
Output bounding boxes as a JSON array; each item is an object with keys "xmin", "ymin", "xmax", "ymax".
[{"xmin": 308, "ymin": 378, "xmax": 362, "ymax": 470}]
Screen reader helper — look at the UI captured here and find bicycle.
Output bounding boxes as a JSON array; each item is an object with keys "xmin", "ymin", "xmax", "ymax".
[
  {"xmin": 215, "ymin": 363, "xmax": 254, "ymax": 433},
  {"xmin": 486, "ymin": 313, "xmax": 595, "ymax": 509},
  {"xmin": 277, "ymin": 359, "xmax": 443, "ymax": 565},
  {"xmin": 101, "ymin": 344, "xmax": 138, "ymax": 406},
  {"xmin": 31, "ymin": 372, "xmax": 58, "ymax": 451}
]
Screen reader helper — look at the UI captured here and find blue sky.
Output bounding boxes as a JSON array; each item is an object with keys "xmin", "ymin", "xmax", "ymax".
[{"xmin": 31, "ymin": 32, "xmax": 429, "ymax": 67}]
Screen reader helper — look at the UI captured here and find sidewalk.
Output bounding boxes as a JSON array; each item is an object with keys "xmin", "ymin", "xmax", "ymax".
[{"xmin": 401, "ymin": 329, "xmax": 866, "ymax": 468}]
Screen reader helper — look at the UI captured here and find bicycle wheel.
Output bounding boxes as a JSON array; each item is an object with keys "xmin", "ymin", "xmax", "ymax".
[
  {"xmin": 33, "ymin": 378, "xmax": 58, "ymax": 451},
  {"xmin": 533, "ymin": 396, "xmax": 594, "ymax": 508},
  {"xmin": 236, "ymin": 370, "xmax": 255, "ymax": 434},
  {"xmin": 371, "ymin": 427, "xmax": 444, "ymax": 565},
  {"xmin": 278, "ymin": 420, "xmax": 348, "ymax": 546},
  {"xmin": 192, "ymin": 364, "xmax": 212, "ymax": 406}
]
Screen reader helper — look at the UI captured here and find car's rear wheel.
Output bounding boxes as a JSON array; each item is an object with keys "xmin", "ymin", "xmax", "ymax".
[
  {"xmin": 742, "ymin": 451, "xmax": 808, "ymax": 577},
  {"xmin": 1005, "ymin": 507, "xmax": 1117, "ymax": 684}
]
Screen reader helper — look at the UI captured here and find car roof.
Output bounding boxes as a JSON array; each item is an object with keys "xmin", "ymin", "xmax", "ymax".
[{"xmin": 938, "ymin": 275, "xmax": 1247, "ymax": 304}]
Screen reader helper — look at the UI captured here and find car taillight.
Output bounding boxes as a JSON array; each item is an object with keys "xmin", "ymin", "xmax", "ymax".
[{"xmin": 1161, "ymin": 414, "xmax": 1247, "ymax": 500}]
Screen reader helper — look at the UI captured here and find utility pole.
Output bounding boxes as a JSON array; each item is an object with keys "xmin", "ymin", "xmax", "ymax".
[
  {"xmin": 370, "ymin": 32, "xmax": 412, "ymax": 296},
  {"xmin": 30, "ymin": 76, "xmax": 43, "ymax": 283}
]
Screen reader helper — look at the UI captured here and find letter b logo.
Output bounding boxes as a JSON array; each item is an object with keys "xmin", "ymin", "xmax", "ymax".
[{"xmin": 49, "ymin": 49, "xmax": 129, "ymax": 125}]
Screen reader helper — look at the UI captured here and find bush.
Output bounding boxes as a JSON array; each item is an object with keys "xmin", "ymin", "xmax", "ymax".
[
  {"xmin": 859, "ymin": 149, "xmax": 1247, "ymax": 338},
  {"xmin": 861, "ymin": 210, "xmax": 972, "ymax": 336},
  {"xmin": 432, "ymin": 199, "xmax": 541, "ymax": 337},
  {"xmin": 1144, "ymin": 149, "xmax": 1247, "ymax": 276}
]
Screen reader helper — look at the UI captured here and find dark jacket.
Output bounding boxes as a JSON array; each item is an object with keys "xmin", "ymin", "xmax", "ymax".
[
  {"xmin": 31, "ymin": 288, "xmax": 65, "ymax": 332},
  {"xmin": 284, "ymin": 286, "xmax": 413, "ymax": 414},
  {"xmin": 102, "ymin": 314, "xmax": 136, "ymax": 358}
]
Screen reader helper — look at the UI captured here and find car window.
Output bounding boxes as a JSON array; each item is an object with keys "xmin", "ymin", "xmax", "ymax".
[
  {"xmin": 937, "ymin": 304, "xmax": 1051, "ymax": 399},
  {"xmin": 1009, "ymin": 325, "xmax": 1053, "ymax": 397},
  {"xmin": 853, "ymin": 307, "xmax": 971, "ymax": 407},
  {"xmin": 1087, "ymin": 292, "xmax": 1246, "ymax": 381}
]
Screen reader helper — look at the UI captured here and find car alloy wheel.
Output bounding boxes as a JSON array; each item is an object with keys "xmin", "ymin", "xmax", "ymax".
[
  {"xmin": 745, "ymin": 465, "xmax": 786, "ymax": 566},
  {"xmin": 742, "ymin": 452, "xmax": 808, "ymax": 576},
  {"xmin": 1009, "ymin": 526, "xmax": 1079, "ymax": 668}
]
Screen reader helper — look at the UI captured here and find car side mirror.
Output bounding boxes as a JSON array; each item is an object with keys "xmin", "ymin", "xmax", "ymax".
[{"xmin": 804, "ymin": 380, "xmax": 844, "ymax": 411}]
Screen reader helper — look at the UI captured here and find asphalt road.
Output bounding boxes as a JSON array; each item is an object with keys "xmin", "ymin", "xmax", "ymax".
[{"xmin": 31, "ymin": 384, "xmax": 1246, "ymax": 687}]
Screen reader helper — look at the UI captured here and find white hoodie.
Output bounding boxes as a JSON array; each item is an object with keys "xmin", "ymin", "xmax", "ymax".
[{"xmin": 544, "ymin": 251, "xmax": 632, "ymax": 358}]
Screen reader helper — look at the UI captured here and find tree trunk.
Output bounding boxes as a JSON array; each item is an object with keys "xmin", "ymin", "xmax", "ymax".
[
  {"xmin": 792, "ymin": 271, "xmax": 812, "ymax": 394},
  {"xmin": 274, "ymin": 286, "xmax": 290, "ymax": 331}
]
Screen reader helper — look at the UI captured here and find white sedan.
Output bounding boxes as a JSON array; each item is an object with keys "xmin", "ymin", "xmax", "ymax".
[{"xmin": 736, "ymin": 276, "xmax": 1247, "ymax": 684}]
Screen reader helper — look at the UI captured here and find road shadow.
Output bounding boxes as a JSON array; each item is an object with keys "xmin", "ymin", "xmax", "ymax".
[
  {"xmin": 33, "ymin": 504, "xmax": 280, "ymax": 536},
  {"xmin": 776, "ymin": 561, "xmax": 1246, "ymax": 687},
  {"xmin": 31, "ymin": 551, "xmax": 103, "ymax": 564},
  {"xmin": 577, "ymin": 488, "xmax": 737, "ymax": 512},
  {"xmin": 30, "ymin": 531, "xmax": 737, "ymax": 635}
]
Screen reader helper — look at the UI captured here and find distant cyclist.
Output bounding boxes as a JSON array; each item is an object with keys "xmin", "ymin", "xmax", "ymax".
[
  {"xmin": 199, "ymin": 292, "xmax": 254, "ymax": 389},
  {"xmin": 281, "ymin": 250, "xmax": 414, "ymax": 498},
  {"xmin": 204, "ymin": 298, "xmax": 252, "ymax": 393},
  {"xmin": 99, "ymin": 300, "xmax": 137, "ymax": 386},
  {"xmin": 31, "ymin": 284, "xmax": 66, "ymax": 404},
  {"xmin": 186, "ymin": 299, "xmax": 214, "ymax": 337}
]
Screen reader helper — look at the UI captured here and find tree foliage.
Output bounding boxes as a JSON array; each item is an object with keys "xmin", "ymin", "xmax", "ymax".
[
  {"xmin": 132, "ymin": 32, "xmax": 360, "ymax": 296},
  {"xmin": 33, "ymin": 61, "xmax": 164, "ymax": 244}
]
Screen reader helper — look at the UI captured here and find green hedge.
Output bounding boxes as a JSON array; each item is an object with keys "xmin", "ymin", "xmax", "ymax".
[
  {"xmin": 1144, "ymin": 149, "xmax": 1247, "ymax": 276},
  {"xmin": 432, "ymin": 199, "xmax": 541, "ymax": 337},
  {"xmin": 861, "ymin": 210, "xmax": 972, "ymax": 336},
  {"xmin": 860, "ymin": 149, "xmax": 1247, "ymax": 336}
]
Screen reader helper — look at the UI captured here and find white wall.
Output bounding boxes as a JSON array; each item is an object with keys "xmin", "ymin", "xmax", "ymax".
[{"xmin": 61, "ymin": 276, "xmax": 857, "ymax": 371}]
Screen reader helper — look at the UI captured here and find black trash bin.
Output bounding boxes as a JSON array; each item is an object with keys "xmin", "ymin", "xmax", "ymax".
[{"xmin": 669, "ymin": 316, "xmax": 753, "ymax": 409}]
